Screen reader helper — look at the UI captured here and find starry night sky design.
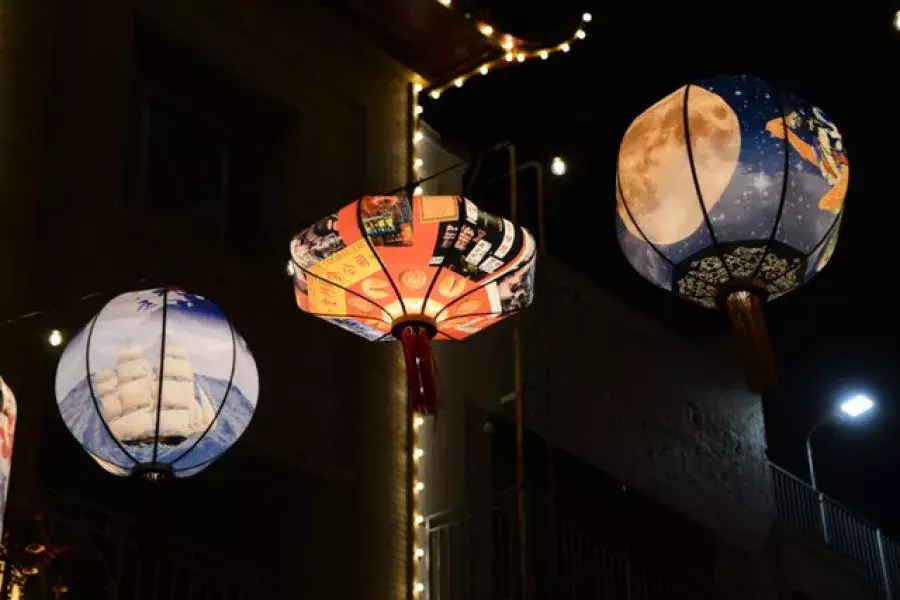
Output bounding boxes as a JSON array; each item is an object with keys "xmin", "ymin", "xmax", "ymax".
[{"xmin": 617, "ymin": 75, "xmax": 845, "ymax": 298}]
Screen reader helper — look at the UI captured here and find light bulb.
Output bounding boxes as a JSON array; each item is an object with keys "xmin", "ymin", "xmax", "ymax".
[
  {"xmin": 539, "ymin": 50, "xmax": 549, "ymax": 60},
  {"xmin": 414, "ymin": 547, "xmax": 425, "ymax": 559},
  {"xmin": 455, "ymin": 77, "xmax": 464, "ymax": 87},
  {"xmin": 501, "ymin": 37, "xmax": 514, "ymax": 50},
  {"xmin": 430, "ymin": 90, "xmax": 441, "ymax": 99},
  {"xmin": 48, "ymin": 329, "xmax": 63, "ymax": 347},
  {"xmin": 413, "ymin": 83, "xmax": 424, "ymax": 93},
  {"xmin": 504, "ymin": 52, "xmax": 514, "ymax": 62},
  {"xmin": 516, "ymin": 53, "xmax": 525, "ymax": 62},
  {"xmin": 414, "ymin": 131, "xmax": 424, "ymax": 143},
  {"xmin": 414, "ymin": 513, "xmax": 425, "ymax": 525},
  {"xmin": 480, "ymin": 65, "xmax": 489, "ymax": 75},
  {"xmin": 413, "ymin": 186, "xmax": 424, "ymax": 196},
  {"xmin": 414, "ymin": 158, "xmax": 424, "ymax": 169},
  {"xmin": 286, "ymin": 261, "xmax": 295, "ymax": 276},
  {"xmin": 414, "ymin": 105, "xmax": 424, "ymax": 116},
  {"xmin": 479, "ymin": 23, "xmax": 494, "ymax": 36},
  {"xmin": 438, "ymin": 0, "xmax": 451, "ymax": 6},
  {"xmin": 582, "ymin": 12, "xmax": 593, "ymax": 22},
  {"xmin": 561, "ymin": 43, "xmax": 570, "ymax": 52},
  {"xmin": 413, "ymin": 447, "xmax": 424, "ymax": 460},
  {"xmin": 414, "ymin": 481, "xmax": 425, "ymax": 494},
  {"xmin": 894, "ymin": 10, "xmax": 900, "ymax": 31},
  {"xmin": 414, "ymin": 582, "xmax": 425, "ymax": 594},
  {"xmin": 414, "ymin": 415, "xmax": 425, "ymax": 428},
  {"xmin": 575, "ymin": 29, "xmax": 586, "ymax": 39}
]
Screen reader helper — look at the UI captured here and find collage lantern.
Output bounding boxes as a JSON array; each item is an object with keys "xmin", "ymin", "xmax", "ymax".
[
  {"xmin": 288, "ymin": 195, "xmax": 537, "ymax": 413},
  {"xmin": 616, "ymin": 75, "xmax": 847, "ymax": 391},
  {"xmin": 55, "ymin": 288, "xmax": 259, "ymax": 480}
]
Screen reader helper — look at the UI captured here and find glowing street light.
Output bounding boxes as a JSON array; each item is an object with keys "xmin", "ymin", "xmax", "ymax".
[
  {"xmin": 550, "ymin": 156, "xmax": 567, "ymax": 176},
  {"xmin": 806, "ymin": 391, "xmax": 876, "ymax": 543},
  {"xmin": 48, "ymin": 329, "xmax": 63, "ymax": 348},
  {"xmin": 893, "ymin": 10, "xmax": 900, "ymax": 31}
]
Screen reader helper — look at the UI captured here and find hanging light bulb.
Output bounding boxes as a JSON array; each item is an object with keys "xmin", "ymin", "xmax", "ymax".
[
  {"xmin": 516, "ymin": 53, "xmax": 526, "ymax": 62},
  {"xmin": 413, "ymin": 83, "xmax": 424, "ymax": 93},
  {"xmin": 413, "ymin": 186, "xmax": 424, "ymax": 196},
  {"xmin": 414, "ymin": 547, "xmax": 425, "ymax": 559},
  {"xmin": 438, "ymin": 0, "xmax": 451, "ymax": 6},
  {"xmin": 480, "ymin": 64, "xmax": 490, "ymax": 75},
  {"xmin": 414, "ymin": 158, "xmax": 424, "ymax": 169},
  {"xmin": 414, "ymin": 481, "xmax": 425, "ymax": 494},
  {"xmin": 551, "ymin": 156, "xmax": 567, "ymax": 176},
  {"xmin": 582, "ymin": 12, "xmax": 593, "ymax": 22},
  {"xmin": 561, "ymin": 43, "xmax": 570, "ymax": 52},
  {"xmin": 505, "ymin": 52, "xmax": 514, "ymax": 62},
  {"xmin": 414, "ymin": 513, "xmax": 425, "ymax": 525},
  {"xmin": 539, "ymin": 50, "xmax": 549, "ymax": 60},
  {"xmin": 430, "ymin": 90, "xmax": 441, "ymax": 99},
  {"xmin": 413, "ymin": 447, "xmax": 424, "ymax": 460},
  {"xmin": 414, "ymin": 415, "xmax": 425, "ymax": 428},
  {"xmin": 575, "ymin": 29, "xmax": 586, "ymax": 39},
  {"xmin": 414, "ymin": 131, "xmax": 424, "ymax": 144},
  {"xmin": 414, "ymin": 105, "xmax": 424, "ymax": 116},
  {"xmin": 414, "ymin": 582, "xmax": 425, "ymax": 594},
  {"xmin": 478, "ymin": 23, "xmax": 493, "ymax": 36},
  {"xmin": 894, "ymin": 10, "xmax": 900, "ymax": 31},
  {"xmin": 455, "ymin": 77, "xmax": 464, "ymax": 87},
  {"xmin": 501, "ymin": 36, "xmax": 514, "ymax": 50}
]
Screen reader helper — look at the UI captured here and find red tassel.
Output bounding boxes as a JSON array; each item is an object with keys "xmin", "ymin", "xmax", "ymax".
[{"xmin": 399, "ymin": 324, "xmax": 439, "ymax": 415}]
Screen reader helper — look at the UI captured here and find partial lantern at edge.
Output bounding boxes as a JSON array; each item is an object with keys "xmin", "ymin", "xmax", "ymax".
[
  {"xmin": 616, "ymin": 75, "xmax": 847, "ymax": 391},
  {"xmin": 0, "ymin": 378, "xmax": 15, "ymax": 541},
  {"xmin": 289, "ymin": 195, "xmax": 536, "ymax": 413},
  {"xmin": 54, "ymin": 288, "xmax": 259, "ymax": 480}
]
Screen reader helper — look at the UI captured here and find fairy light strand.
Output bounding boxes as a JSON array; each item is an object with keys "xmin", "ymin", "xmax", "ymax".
[{"xmin": 411, "ymin": 412, "xmax": 426, "ymax": 595}]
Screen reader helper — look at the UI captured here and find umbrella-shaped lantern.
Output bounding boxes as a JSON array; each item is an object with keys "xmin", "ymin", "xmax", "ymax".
[
  {"xmin": 55, "ymin": 288, "xmax": 259, "ymax": 480},
  {"xmin": 288, "ymin": 195, "xmax": 537, "ymax": 413},
  {"xmin": 616, "ymin": 75, "xmax": 847, "ymax": 391}
]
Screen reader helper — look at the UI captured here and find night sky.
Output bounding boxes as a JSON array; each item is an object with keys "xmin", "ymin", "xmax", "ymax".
[{"xmin": 424, "ymin": 1, "xmax": 900, "ymax": 532}]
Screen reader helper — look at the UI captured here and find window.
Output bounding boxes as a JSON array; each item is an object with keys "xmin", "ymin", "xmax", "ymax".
[{"xmin": 126, "ymin": 21, "xmax": 290, "ymax": 262}]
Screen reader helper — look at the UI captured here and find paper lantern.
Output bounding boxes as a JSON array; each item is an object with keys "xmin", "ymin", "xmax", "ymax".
[
  {"xmin": 617, "ymin": 75, "xmax": 847, "ymax": 390},
  {"xmin": 55, "ymin": 288, "xmax": 258, "ymax": 480},
  {"xmin": 0, "ymin": 379, "xmax": 15, "ymax": 540},
  {"xmin": 289, "ymin": 195, "xmax": 536, "ymax": 413}
]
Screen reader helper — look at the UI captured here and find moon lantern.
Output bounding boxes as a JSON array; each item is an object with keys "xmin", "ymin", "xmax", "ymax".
[
  {"xmin": 288, "ymin": 195, "xmax": 537, "ymax": 414},
  {"xmin": 55, "ymin": 288, "xmax": 259, "ymax": 480},
  {"xmin": 617, "ymin": 76, "xmax": 848, "ymax": 391}
]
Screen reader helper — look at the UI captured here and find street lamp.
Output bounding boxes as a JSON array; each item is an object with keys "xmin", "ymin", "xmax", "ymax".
[
  {"xmin": 550, "ymin": 156, "xmax": 566, "ymax": 176},
  {"xmin": 806, "ymin": 392, "xmax": 875, "ymax": 543},
  {"xmin": 893, "ymin": 10, "xmax": 900, "ymax": 31}
]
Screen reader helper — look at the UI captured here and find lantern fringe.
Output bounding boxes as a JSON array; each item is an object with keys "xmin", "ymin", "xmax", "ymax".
[
  {"xmin": 724, "ymin": 290, "xmax": 778, "ymax": 393},
  {"xmin": 400, "ymin": 325, "xmax": 439, "ymax": 415}
]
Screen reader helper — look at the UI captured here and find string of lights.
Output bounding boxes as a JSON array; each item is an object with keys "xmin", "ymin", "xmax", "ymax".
[
  {"xmin": 411, "ymin": 412, "xmax": 426, "ymax": 596},
  {"xmin": 424, "ymin": 2, "xmax": 592, "ymax": 100}
]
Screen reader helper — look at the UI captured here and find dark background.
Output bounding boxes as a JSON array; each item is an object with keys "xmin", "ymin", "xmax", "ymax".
[{"xmin": 424, "ymin": 1, "xmax": 900, "ymax": 532}]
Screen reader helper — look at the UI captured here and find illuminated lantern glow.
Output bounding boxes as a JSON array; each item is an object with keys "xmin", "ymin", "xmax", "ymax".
[
  {"xmin": 0, "ymin": 379, "xmax": 15, "ymax": 540},
  {"xmin": 289, "ymin": 196, "xmax": 536, "ymax": 413},
  {"xmin": 617, "ymin": 76, "xmax": 847, "ymax": 391},
  {"xmin": 55, "ymin": 288, "xmax": 258, "ymax": 480}
]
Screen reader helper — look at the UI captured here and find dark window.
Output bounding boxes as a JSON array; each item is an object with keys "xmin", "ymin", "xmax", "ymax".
[{"xmin": 126, "ymin": 21, "xmax": 290, "ymax": 262}]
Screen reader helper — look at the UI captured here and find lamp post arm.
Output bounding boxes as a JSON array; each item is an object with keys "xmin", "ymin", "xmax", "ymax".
[{"xmin": 805, "ymin": 421, "xmax": 828, "ymax": 490}]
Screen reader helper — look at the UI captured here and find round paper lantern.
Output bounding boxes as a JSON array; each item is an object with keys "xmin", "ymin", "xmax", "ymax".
[
  {"xmin": 616, "ymin": 75, "xmax": 847, "ymax": 390},
  {"xmin": 55, "ymin": 288, "xmax": 258, "ymax": 480},
  {"xmin": 289, "ymin": 195, "xmax": 536, "ymax": 413},
  {"xmin": 0, "ymin": 378, "xmax": 16, "ymax": 539}
]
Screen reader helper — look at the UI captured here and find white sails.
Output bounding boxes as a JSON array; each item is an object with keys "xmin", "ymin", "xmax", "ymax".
[{"xmin": 93, "ymin": 345, "xmax": 216, "ymax": 445}]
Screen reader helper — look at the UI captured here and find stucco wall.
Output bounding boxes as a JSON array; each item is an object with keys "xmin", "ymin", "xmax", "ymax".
[{"xmin": 434, "ymin": 255, "xmax": 774, "ymax": 550}]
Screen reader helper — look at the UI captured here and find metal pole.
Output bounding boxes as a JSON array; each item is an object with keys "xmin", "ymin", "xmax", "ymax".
[
  {"xmin": 877, "ymin": 528, "xmax": 894, "ymax": 600},
  {"xmin": 806, "ymin": 425, "xmax": 830, "ymax": 544},
  {"xmin": 405, "ymin": 82, "xmax": 417, "ymax": 600}
]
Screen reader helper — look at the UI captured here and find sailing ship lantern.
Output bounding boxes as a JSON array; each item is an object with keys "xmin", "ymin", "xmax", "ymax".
[
  {"xmin": 616, "ymin": 75, "xmax": 847, "ymax": 392},
  {"xmin": 289, "ymin": 195, "xmax": 537, "ymax": 413},
  {"xmin": 54, "ymin": 288, "xmax": 259, "ymax": 480}
]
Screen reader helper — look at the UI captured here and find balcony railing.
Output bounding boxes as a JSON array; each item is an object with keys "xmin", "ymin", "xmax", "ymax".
[
  {"xmin": 769, "ymin": 462, "xmax": 900, "ymax": 599},
  {"xmin": 425, "ymin": 492, "xmax": 712, "ymax": 600}
]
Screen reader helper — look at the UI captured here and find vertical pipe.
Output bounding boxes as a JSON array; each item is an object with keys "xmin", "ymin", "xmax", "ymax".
[
  {"xmin": 878, "ymin": 528, "xmax": 894, "ymax": 600},
  {"xmin": 806, "ymin": 428, "xmax": 830, "ymax": 544}
]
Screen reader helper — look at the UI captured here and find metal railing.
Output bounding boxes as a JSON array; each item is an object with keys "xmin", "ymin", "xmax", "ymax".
[
  {"xmin": 769, "ymin": 462, "xmax": 899, "ymax": 599},
  {"xmin": 425, "ymin": 492, "xmax": 712, "ymax": 600}
]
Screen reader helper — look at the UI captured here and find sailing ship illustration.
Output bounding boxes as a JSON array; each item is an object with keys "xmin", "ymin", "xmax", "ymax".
[{"xmin": 93, "ymin": 345, "xmax": 216, "ymax": 446}]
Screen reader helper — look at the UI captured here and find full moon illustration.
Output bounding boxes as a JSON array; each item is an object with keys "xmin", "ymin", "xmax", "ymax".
[{"xmin": 617, "ymin": 85, "xmax": 741, "ymax": 246}]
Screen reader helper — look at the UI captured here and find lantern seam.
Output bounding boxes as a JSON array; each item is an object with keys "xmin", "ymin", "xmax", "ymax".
[
  {"xmin": 421, "ymin": 196, "xmax": 466, "ymax": 317},
  {"xmin": 167, "ymin": 319, "xmax": 238, "ymax": 471},
  {"xmin": 749, "ymin": 86, "xmax": 792, "ymax": 283},
  {"xmin": 683, "ymin": 83, "xmax": 735, "ymax": 281},
  {"xmin": 151, "ymin": 286, "xmax": 169, "ymax": 466},
  {"xmin": 356, "ymin": 197, "xmax": 409, "ymax": 316},
  {"xmin": 84, "ymin": 314, "xmax": 140, "ymax": 469}
]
